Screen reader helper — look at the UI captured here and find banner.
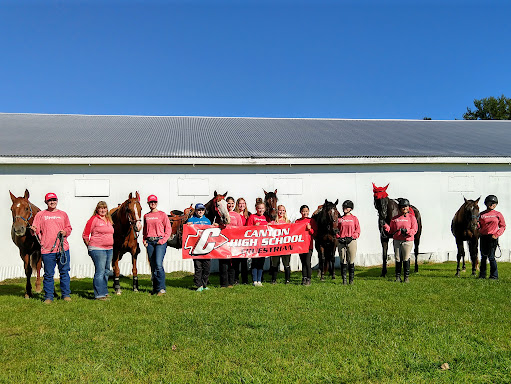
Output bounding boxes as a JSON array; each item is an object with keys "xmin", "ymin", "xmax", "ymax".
[{"xmin": 182, "ymin": 222, "xmax": 311, "ymax": 259}]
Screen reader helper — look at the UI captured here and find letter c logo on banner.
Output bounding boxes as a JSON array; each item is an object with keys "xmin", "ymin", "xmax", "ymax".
[{"xmin": 184, "ymin": 227, "xmax": 229, "ymax": 256}]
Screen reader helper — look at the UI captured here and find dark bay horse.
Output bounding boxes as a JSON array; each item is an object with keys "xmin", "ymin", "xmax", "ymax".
[
  {"xmin": 312, "ymin": 199, "xmax": 339, "ymax": 280},
  {"xmin": 167, "ymin": 205, "xmax": 194, "ymax": 249},
  {"xmin": 263, "ymin": 189, "xmax": 278, "ymax": 222},
  {"xmin": 9, "ymin": 189, "xmax": 42, "ymax": 298},
  {"xmin": 204, "ymin": 191, "xmax": 231, "ymax": 225},
  {"xmin": 110, "ymin": 192, "xmax": 142, "ymax": 295},
  {"xmin": 373, "ymin": 183, "xmax": 422, "ymax": 277},
  {"xmin": 451, "ymin": 197, "xmax": 480, "ymax": 276}
]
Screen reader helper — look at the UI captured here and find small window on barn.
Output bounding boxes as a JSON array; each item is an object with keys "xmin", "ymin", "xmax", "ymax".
[
  {"xmin": 448, "ymin": 176, "xmax": 474, "ymax": 192},
  {"xmin": 273, "ymin": 178, "xmax": 303, "ymax": 195},
  {"xmin": 75, "ymin": 179, "xmax": 110, "ymax": 197},
  {"xmin": 178, "ymin": 178, "xmax": 209, "ymax": 196}
]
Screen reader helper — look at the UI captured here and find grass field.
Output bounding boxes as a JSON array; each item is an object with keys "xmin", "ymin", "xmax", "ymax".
[{"xmin": 1, "ymin": 262, "xmax": 510, "ymax": 383}]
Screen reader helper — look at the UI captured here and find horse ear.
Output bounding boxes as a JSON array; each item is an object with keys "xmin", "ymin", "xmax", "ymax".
[
  {"xmin": 274, "ymin": 189, "xmax": 277, "ymax": 194},
  {"xmin": 24, "ymin": 189, "xmax": 30, "ymax": 199},
  {"xmin": 223, "ymin": 191, "xmax": 228, "ymax": 197},
  {"xmin": 475, "ymin": 197, "xmax": 481, "ymax": 203},
  {"xmin": 324, "ymin": 199, "xmax": 328, "ymax": 205},
  {"xmin": 334, "ymin": 199, "xmax": 339, "ymax": 205},
  {"xmin": 9, "ymin": 191, "xmax": 16, "ymax": 203},
  {"xmin": 263, "ymin": 189, "xmax": 268, "ymax": 195},
  {"xmin": 463, "ymin": 196, "xmax": 467, "ymax": 203},
  {"xmin": 384, "ymin": 183, "xmax": 389, "ymax": 190},
  {"xmin": 372, "ymin": 182, "xmax": 376, "ymax": 188},
  {"xmin": 214, "ymin": 190, "xmax": 218, "ymax": 197},
  {"xmin": 136, "ymin": 191, "xmax": 140, "ymax": 201}
]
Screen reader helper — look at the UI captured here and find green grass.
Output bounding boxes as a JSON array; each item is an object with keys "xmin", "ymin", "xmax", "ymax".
[{"xmin": 1, "ymin": 262, "xmax": 511, "ymax": 383}]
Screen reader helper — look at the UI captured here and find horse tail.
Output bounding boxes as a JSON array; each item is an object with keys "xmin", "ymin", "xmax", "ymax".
[{"xmin": 30, "ymin": 251, "xmax": 41, "ymax": 272}]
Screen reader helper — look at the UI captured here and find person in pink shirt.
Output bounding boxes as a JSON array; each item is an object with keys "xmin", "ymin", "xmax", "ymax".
[
  {"xmin": 31, "ymin": 192, "xmax": 73, "ymax": 303},
  {"xmin": 478, "ymin": 195, "xmax": 506, "ymax": 279},
  {"xmin": 235, "ymin": 197, "xmax": 251, "ymax": 226},
  {"xmin": 219, "ymin": 197, "xmax": 243, "ymax": 287},
  {"xmin": 295, "ymin": 205, "xmax": 316, "ymax": 286},
  {"xmin": 336, "ymin": 200, "xmax": 361, "ymax": 285},
  {"xmin": 247, "ymin": 198, "xmax": 268, "ymax": 286},
  {"xmin": 383, "ymin": 198, "xmax": 417, "ymax": 283},
  {"xmin": 143, "ymin": 195, "xmax": 172, "ymax": 296},
  {"xmin": 269, "ymin": 205, "xmax": 292, "ymax": 284},
  {"xmin": 234, "ymin": 197, "xmax": 251, "ymax": 284},
  {"xmin": 82, "ymin": 201, "xmax": 114, "ymax": 300}
]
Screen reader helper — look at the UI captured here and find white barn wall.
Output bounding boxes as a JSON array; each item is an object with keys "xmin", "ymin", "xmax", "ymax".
[{"xmin": 1, "ymin": 162, "xmax": 510, "ymax": 280}]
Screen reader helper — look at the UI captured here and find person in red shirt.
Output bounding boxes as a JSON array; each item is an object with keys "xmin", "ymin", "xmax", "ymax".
[
  {"xmin": 143, "ymin": 195, "xmax": 172, "ymax": 295},
  {"xmin": 383, "ymin": 198, "xmax": 417, "ymax": 283},
  {"xmin": 234, "ymin": 197, "xmax": 251, "ymax": 284},
  {"xmin": 82, "ymin": 201, "xmax": 114, "ymax": 300},
  {"xmin": 31, "ymin": 192, "xmax": 73, "ymax": 303},
  {"xmin": 478, "ymin": 195, "xmax": 506, "ymax": 279},
  {"xmin": 337, "ymin": 200, "xmax": 361, "ymax": 285},
  {"xmin": 269, "ymin": 205, "xmax": 292, "ymax": 284},
  {"xmin": 247, "ymin": 198, "xmax": 268, "ymax": 286},
  {"xmin": 295, "ymin": 205, "xmax": 316, "ymax": 286},
  {"xmin": 219, "ymin": 197, "xmax": 243, "ymax": 287}
]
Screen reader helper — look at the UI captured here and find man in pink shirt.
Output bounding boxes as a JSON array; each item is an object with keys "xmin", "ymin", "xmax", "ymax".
[
  {"xmin": 31, "ymin": 192, "xmax": 73, "ymax": 303},
  {"xmin": 478, "ymin": 195, "xmax": 506, "ymax": 279}
]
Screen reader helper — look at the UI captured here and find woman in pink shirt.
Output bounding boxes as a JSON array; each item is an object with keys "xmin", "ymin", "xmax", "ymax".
[
  {"xmin": 269, "ymin": 205, "xmax": 292, "ymax": 284},
  {"xmin": 247, "ymin": 198, "xmax": 268, "ymax": 286},
  {"xmin": 82, "ymin": 201, "xmax": 114, "ymax": 300},
  {"xmin": 295, "ymin": 205, "xmax": 316, "ymax": 286},
  {"xmin": 478, "ymin": 195, "xmax": 506, "ymax": 279},
  {"xmin": 143, "ymin": 195, "xmax": 172, "ymax": 295},
  {"xmin": 219, "ymin": 197, "xmax": 243, "ymax": 287},
  {"xmin": 383, "ymin": 198, "xmax": 417, "ymax": 283},
  {"xmin": 235, "ymin": 197, "xmax": 251, "ymax": 226},
  {"xmin": 234, "ymin": 197, "xmax": 251, "ymax": 284},
  {"xmin": 336, "ymin": 200, "xmax": 360, "ymax": 285}
]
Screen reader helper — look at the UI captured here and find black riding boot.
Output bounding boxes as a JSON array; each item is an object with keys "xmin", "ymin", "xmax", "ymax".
[
  {"xmin": 479, "ymin": 257, "xmax": 487, "ymax": 279},
  {"xmin": 395, "ymin": 261, "xmax": 402, "ymax": 282},
  {"xmin": 341, "ymin": 264, "xmax": 347, "ymax": 285},
  {"xmin": 284, "ymin": 267, "xmax": 291, "ymax": 284},
  {"xmin": 489, "ymin": 257, "xmax": 499, "ymax": 279},
  {"xmin": 403, "ymin": 260, "xmax": 410, "ymax": 283},
  {"xmin": 271, "ymin": 266, "xmax": 278, "ymax": 284},
  {"xmin": 349, "ymin": 263, "xmax": 355, "ymax": 285}
]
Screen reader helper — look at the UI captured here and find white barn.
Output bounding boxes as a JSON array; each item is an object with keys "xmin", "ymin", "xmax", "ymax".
[{"xmin": 1, "ymin": 113, "xmax": 510, "ymax": 280}]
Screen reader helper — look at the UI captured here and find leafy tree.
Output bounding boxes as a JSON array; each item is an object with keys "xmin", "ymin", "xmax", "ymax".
[{"xmin": 463, "ymin": 95, "xmax": 511, "ymax": 120}]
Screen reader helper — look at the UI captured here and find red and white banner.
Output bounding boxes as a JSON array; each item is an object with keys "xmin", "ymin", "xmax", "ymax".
[{"xmin": 182, "ymin": 223, "xmax": 311, "ymax": 259}]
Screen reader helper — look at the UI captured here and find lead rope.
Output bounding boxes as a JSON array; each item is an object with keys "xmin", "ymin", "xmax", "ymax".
[{"xmin": 49, "ymin": 232, "xmax": 67, "ymax": 265}]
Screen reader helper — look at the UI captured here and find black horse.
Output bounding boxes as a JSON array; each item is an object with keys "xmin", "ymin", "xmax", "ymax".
[
  {"xmin": 451, "ymin": 197, "xmax": 480, "ymax": 276},
  {"xmin": 263, "ymin": 189, "xmax": 278, "ymax": 222},
  {"xmin": 312, "ymin": 199, "xmax": 339, "ymax": 280},
  {"xmin": 373, "ymin": 183, "xmax": 422, "ymax": 277}
]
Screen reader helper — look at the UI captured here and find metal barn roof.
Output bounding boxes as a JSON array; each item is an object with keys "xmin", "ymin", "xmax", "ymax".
[{"xmin": 1, "ymin": 113, "xmax": 510, "ymax": 159}]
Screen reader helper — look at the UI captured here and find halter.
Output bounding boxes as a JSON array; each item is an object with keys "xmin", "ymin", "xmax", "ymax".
[
  {"xmin": 13, "ymin": 202, "xmax": 34, "ymax": 224},
  {"xmin": 120, "ymin": 200, "xmax": 141, "ymax": 239}
]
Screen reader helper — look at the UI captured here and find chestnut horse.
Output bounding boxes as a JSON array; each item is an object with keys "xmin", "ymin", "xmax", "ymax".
[
  {"xmin": 451, "ymin": 197, "xmax": 480, "ymax": 276},
  {"xmin": 9, "ymin": 189, "xmax": 42, "ymax": 298},
  {"xmin": 312, "ymin": 199, "xmax": 339, "ymax": 280},
  {"xmin": 373, "ymin": 183, "xmax": 422, "ymax": 277},
  {"xmin": 110, "ymin": 192, "xmax": 142, "ymax": 295},
  {"xmin": 263, "ymin": 189, "xmax": 278, "ymax": 222},
  {"xmin": 167, "ymin": 205, "xmax": 194, "ymax": 249},
  {"xmin": 204, "ymin": 191, "xmax": 231, "ymax": 226}
]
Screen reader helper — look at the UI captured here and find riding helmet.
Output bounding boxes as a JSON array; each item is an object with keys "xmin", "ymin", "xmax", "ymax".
[
  {"xmin": 398, "ymin": 198, "xmax": 410, "ymax": 207},
  {"xmin": 342, "ymin": 200, "xmax": 354, "ymax": 210},
  {"xmin": 484, "ymin": 194, "xmax": 498, "ymax": 206}
]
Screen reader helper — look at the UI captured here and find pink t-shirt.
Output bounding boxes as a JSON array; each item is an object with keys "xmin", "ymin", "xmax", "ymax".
[
  {"xmin": 337, "ymin": 214, "xmax": 360, "ymax": 239},
  {"xmin": 383, "ymin": 213, "xmax": 417, "ymax": 241},
  {"xmin": 33, "ymin": 209, "xmax": 72, "ymax": 254},
  {"xmin": 227, "ymin": 211, "xmax": 244, "ymax": 227},
  {"xmin": 82, "ymin": 215, "xmax": 114, "ymax": 249},
  {"xmin": 143, "ymin": 211, "xmax": 172, "ymax": 244},
  {"xmin": 479, "ymin": 209, "xmax": 506, "ymax": 237},
  {"xmin": 247, "ymin": 214, "xmax": 268, "ymax": 226},
  {"xmin": 295, "ymin": 217, "xmax": 316, "ymax": 250}
]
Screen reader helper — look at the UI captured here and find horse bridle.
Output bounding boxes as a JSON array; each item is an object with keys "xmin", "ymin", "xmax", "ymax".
[
  {"xmin": 13, "ymin": 202, "xmax": 34, "ymax": 225},
  {"xmin": 123, "ymin": 200, "xmax": 141, "ymax": 239}
]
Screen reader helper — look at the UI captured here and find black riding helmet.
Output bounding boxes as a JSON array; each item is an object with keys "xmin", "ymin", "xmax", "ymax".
[
  {"xmin": 342, "ymin": 200, "xmax": 354, "ymax": 210},
  {"xmin": 484, "ymin": 194, "xmax": 498, "ymax": 206},
  {"xmin": 398, "ymin": 198, "xmax": 410, "ymax": 207}
]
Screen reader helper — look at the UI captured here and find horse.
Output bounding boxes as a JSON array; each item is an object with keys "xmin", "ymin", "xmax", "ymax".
[
  {"xmin": 312, "ymin": 199, "xmax": 339, "ymax": 280},
  {"xmin": 9, "ymin": 189, "xmax": 42, "ymax": 298},
  {"xmin": 373, "ymin": 183, "xmax": 423, "ymax": 277},
  {"xmin": 263, "ymin": 189, "xmax": 278, "ymax": 222},
  {"xmin": 167, "ymin": 205, "xmax": 194, "ymax": 249},
  {"xmin": 110, "ymin": 192, "xmax": 143, "ymax": 295},
  {"xmin": 451, "ymin": 197, "xmax": 480, "ymax": 276},
  {"xmin": 204, "ymin": 191, "xmax": 231, "ymax": 225}
]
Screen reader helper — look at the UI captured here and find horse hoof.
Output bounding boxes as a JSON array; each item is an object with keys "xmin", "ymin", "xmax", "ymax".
[
  {"xmin": 133, "ymin": 288, "xmax": 139, "ymax": 293},
  {"xmin": 462, "ymin": 268, "xmax": 466, "ymax": 272},
  {"xmin": 24, "ymin": 294, "xmax": 30, "ymax": 299},
  {"xmin": 35, "ymin": 288, "xmax": 42, "ymax": 293},
  {"xmin": 116, "ymin": 290, "xmax": 122, "ymax": 296},
  {"xmin": 455, "ymin": 272, "xmax": 460, "ymax": 277}
]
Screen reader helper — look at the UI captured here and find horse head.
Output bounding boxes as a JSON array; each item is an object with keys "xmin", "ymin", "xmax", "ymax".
[
  {"xmin": 373, "ymin": 183, "xmax": 390, "ymax": 219},
  {"xmin": 320, "ymin": 199, "xmax": 339, "ymax": 235},
  {"xmin": 207, "ymin": 191, "xmax": 230, "ymax": 225},
  {"xmin": 263, "ymin": 189, "xmax": 278, "ymax": 222},
  {"xmin": 463, "ymin": 196, "xmax": 480, "ymax": 232},
  {"xmin": 124, "ymin": 191, "xmax": 142, "ymax": 232},
  {"xmin": 10, "ymin": 189, "xmax": 39, "ymax": 237}
]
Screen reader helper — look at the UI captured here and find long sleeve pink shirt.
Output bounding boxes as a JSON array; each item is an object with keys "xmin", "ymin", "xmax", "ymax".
[
  {"xmin": 143, "ymin": 211, "xmax": 172, "ymax": 244},
  {"xmin": 247, "ymin": 214, "xmax": 268, "ymax": 226},
  {"xmin": 295, "ymin": 217, "xmax": 315, "ymax": 250},
  {"xmin": 227, "ymin": 211, "xmax": 243, "ymax": 227},
  {"xmin": 33, "ymin": 209, "xmax": 72, "ymax": 254},
  {"xmin": 337, "ymin": 214, "xmax": 360, "ymax": 239},
  {"xmin": 479, "ymin": 209, "xmax": 506, "ymax": 237},
  {"xmin": 383, "ymin": 213, "xmax": 417, "ymax": 241},
  {"xmin": 82, "ymin": 215, "xmax": 114, "ymax": 249}
]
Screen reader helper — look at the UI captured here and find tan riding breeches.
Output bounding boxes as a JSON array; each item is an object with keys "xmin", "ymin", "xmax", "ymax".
[
  {"xmin": 393, "ymin": 240, "xmax": 413, "ymax": 262},
  {"xmin": 337, "ymin": 239, "xmax": 357, "ymax": 264}
]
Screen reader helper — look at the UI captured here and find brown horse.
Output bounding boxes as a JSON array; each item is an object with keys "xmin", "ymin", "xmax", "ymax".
[
  {"xmin": 204, "ymin": 191, "xmax": 230, "ymax": 225},
  {"xmin": 263, "ymin": 189, "xmax": 278, "ymax": 222},
  {"xmin": 110, "ymin": 192, "xmax": 142, "ymax": 295},
  {"xmin": 312, "ymin": 199, "xmax": 339, "ymax": 280},
  {"xmin": 373, "ymin": 183, "xmax": 422, "ymax": 277},
  {"xmin": 167, "ymin": 205, "xmax": 194, "ymax": 249},
  {"xmin": 9, "ymin": 189, "xmax": 42, "ymax": 298},
  {"xmin": 451, "ymin": 197, "xmax": 480, "ymax": 276}
]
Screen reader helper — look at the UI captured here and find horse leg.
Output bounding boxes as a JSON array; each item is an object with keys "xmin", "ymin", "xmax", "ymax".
[
  {"xmin": 469, "ymin": 238, "xmax": 478, "ymax": 276},
  {"xmin": 112, "ymin": 253, "xmax": 122, "ymax": 295},
  {"xmin": 455, "ymin": 239, "xmax": 464, "ymax": 277},
  {"xmin": 381, "ymin": 239, "xmax": 388, "ymax": 277},
  {"xmin": 35, "ymin": 253, "xmax": 42, "ymax": 293},
  {"xmin": 329, "ymin": 248, "xmax": 336, "ymax": 279},
  {"xmin": 132, "ymin": 249, "xmax": 139, "ymax": 292},
  {"xmin": 23, "ymin": 253, "xmax": 32, "ymax": 298},
  {"xmin": 414, "ymin": 238, "xmax": 420, "ymax": 273}
]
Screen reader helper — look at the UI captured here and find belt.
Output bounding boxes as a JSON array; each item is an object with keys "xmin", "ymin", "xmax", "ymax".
[{"xmin": 147, "ymin": 237, "xmax": 162, "ymax": 242}]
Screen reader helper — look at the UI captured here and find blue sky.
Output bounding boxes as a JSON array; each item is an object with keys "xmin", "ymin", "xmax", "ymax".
[{"xmin": 1, "ymin": 0, "xmax": 510, "ymax": 120}]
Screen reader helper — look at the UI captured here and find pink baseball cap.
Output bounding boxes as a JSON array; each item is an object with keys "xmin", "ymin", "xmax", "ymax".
[
  {"xmin": 147, "ymin": 195, "xmax": 158, "ymax": 203},
  {"xmin": 45, "ymin": 192, "xmax": 58, "ymax": 202}
]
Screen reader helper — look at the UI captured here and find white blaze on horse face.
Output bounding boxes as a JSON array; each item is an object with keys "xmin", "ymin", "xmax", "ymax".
[
  {"xmin": 16, "ymin": 203, "xmax": 21, "ymax": 208},
  {"xmin": 217, "ymin": 199, "xmax": 231, "ymax": 224},
  {"xmin": 134, "ymin": 203, "xmax": 142, "ymax": 231}
]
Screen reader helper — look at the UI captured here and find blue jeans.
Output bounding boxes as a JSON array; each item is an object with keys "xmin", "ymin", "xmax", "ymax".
[
  {"xmin": 146, "ymin": 241, "xmax": 167, "ymax": 292},
  {"xmin": 89, "ymin": 248, "xmax": 113, "ymax": 298},
  {"xmin": 42, "ymin": 250, "xmax": 71, "ymax": 301}
]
